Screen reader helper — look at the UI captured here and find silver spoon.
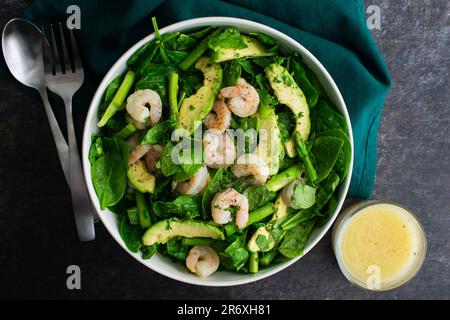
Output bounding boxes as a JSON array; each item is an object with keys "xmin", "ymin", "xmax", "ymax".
[
  {"xmin": 2, "ymin": 18, "xmax": 70, "ymax": 180},
  {"xmin": 2, "ymin": 18, "xmax": 96, "ymax": 241}
]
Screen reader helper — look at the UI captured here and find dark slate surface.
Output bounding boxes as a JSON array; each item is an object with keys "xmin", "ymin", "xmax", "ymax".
[{"xmin": 0, "ymin": 0, "xmax": 449, "ymax": 299}]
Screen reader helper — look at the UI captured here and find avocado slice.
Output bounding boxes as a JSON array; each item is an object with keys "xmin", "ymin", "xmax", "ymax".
[
  {"xmin": 265, "ymin": 63, "xmax": 311, "ymax": 142},
  {"xmin": 284, "ymin": 138, "xmax": 297, "ymax": 158},
  {"xmin": 247, "ymin": 196, "xmax": 288, "ymax": 253},
  {"xmin": 127, "ymin": 160, "xmax": 155, "ymax": 194},
  {"xmin": 213, "ymin": 35, "xmax": 275, "ymax": 63},
  {"xmin": 257, "ymin": 103, "xmax": 281, "ymax": 175},
  {"xmin": 177, "ymin": 57, "xmax": 223, "ymax": 133},
  {"xmin": 142, "ymin": 219, "xmax": 225, "ymax": 245},
  {"xmin": 271, "ymin": 194, "xmax": 288, "ymax": 220},
  {"xmin": 248, "ymin": 226, "xmax": 273, "ymax": 253}
]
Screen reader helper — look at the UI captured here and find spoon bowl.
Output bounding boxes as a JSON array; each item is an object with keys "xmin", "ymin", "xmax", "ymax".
[{"xmin": 2, "ymin": 18, "xmax": 45, "ymax": 90}]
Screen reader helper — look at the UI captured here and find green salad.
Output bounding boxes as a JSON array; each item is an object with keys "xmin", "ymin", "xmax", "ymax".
[{"xmin": 89, "ymin": 18, "xmax": 351, "ymax": 277}]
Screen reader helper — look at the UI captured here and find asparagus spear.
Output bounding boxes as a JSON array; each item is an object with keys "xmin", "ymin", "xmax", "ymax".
[
  {"xmin": 266, "ymin": 163, "xmax": 303, "ymax": 192},
  {"xmin": 98, "ymin": 70, "xmax": 135, "ymax": 127},
  {"xmin": 224, "ymin": 204, "xmax": 274, "ymax": 236},
  {"xmin": 168, "ymin": 71, "xmax": 179, "ymax": 122},
  {"xmin": 179, "ymin": 29, "xmax": 221, "ymax": 71},
  {"xmin": 293, "ymin": 132, "xmax": 318, "ymax": 183}
]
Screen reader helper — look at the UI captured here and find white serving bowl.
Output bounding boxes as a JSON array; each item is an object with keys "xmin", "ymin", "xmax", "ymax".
[{"xmin": 82, "ymin": 17, "xmax": 353, "ymax": 287}]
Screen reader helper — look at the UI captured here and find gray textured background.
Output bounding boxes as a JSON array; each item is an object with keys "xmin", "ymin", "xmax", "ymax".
[{"xmin": 0, "ymin": 0, "xmax": 449, "ymax": 299}]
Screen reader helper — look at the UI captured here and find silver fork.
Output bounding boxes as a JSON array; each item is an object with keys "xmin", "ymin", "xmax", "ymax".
[{"xmin": 43, "ymin": 23, "xmax": 95, "ymax": 241}]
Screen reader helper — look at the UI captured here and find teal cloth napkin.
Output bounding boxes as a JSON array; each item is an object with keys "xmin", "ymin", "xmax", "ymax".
[{"xmin": 18, "ymin": 0, "xmax": 391, "ymax": 199}]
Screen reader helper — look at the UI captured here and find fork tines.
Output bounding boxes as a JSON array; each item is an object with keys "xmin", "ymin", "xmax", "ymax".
[{"xmin": 42, "ymin": 23, "xmax": 83, "ymax": 76}]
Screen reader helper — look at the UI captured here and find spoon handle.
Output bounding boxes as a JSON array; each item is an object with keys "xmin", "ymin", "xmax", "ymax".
[{"xmin": 38, "ymin": 88, "xmax": 69, "ymax": 182}]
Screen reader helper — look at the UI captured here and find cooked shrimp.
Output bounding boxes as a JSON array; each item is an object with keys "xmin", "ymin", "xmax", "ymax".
[
  {"xmin": 126, "ymin": 89, "xmax": 162, "ymax": 127},
  {"xmin": 186, "ymin": 245, "xmax": 219, "ymax": 278},
  {"xmin": 204, "ymin": 98, "xmax": 231, "ymax": 132},
  {"xmin": 219, "ymin": 78, "xmax": 260, "ymax": 117},
  {"xmin": 126, "ymin": 132, "xmax": 140, "ymax": 150},
  {"xmin": 211, "ymin": 188, "xmax": 249, "ymax": 229},
  {"xmin": 176, "ymin": 165, "xmax": 211, "ymax": 196},
  {"xmin": 203, "ymin": 129, "xmax": 236, "ymax": 169},
  {"xmin": 128, "ymin": 143, "xmax": 163, "ymax": 172},
  {"xmin": 128, "ymin": 144, "xmax": 152, "ymax": 166},
  {"xmin": 231, "ymin": 153, "xmax": 270, "ymax": 185},
  {"xmin": 144, "ymin": 144, "xmax": 164, "ymax": 174}
]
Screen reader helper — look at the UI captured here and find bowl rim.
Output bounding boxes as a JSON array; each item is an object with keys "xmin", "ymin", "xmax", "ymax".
[{"xmin": 82, "ymin": 16, "xmax": 354, "ymax": 287}]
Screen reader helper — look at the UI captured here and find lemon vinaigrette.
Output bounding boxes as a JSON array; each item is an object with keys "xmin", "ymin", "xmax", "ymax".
[{"xmin": 332, "ymin": 201, "xmax": 426, "ymax": 291}]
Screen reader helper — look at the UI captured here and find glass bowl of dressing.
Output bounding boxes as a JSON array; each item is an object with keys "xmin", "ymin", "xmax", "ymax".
[{"xmin": 332, "ymin": 201, "xmax": 427, "ymax": 291}]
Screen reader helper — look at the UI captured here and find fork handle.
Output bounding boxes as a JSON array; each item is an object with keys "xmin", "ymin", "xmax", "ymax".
[{"xmin": 64, "ymin": 96, "xmax": 95, "ymax": 241}]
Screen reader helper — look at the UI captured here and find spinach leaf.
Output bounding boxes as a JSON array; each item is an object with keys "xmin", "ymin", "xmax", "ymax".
[
  {"xmin": 311, "ymin": 136, "xmax": 344, "ymax": 183},
  {"xmin": 279, "ymin": 156, "xmax": 297, "ymax": 171},
  {"xmin": 315, "ymin": 171, "xmax": 340, "ymax": 210},
  {"xmin": 277, "ymin": 110, "xmax": 296, "ymax": 143},
  {"xmin": 278, "ymin": 207, "xmax": 318, "ymax": 231},
  {"xmin": 102, "ymin": 137, "xmax": 129, "ymax": 167},
  {"xmin": 151, "ymin": 176, "xmax": 172, "ymax": 201},
  {"xmin": 249, "ymin": 32, "xmax": 280, "ymax": 52},
  {"xmin": 166, "ymin": 238, "xmax": 189, "ymax": 261},
  {"xmin": 165, "ymin": 33, "xmax": 198, "ymax": 51},
  {"xmin": 208, "ymin": 27, "xmax": 247, "ymax": 52},
  {"xmin": 127, "ymin": 207, "xmax": 139, "ymax": 225},
  {"xmin": 92, "ymin": 152, "xmax": 126, "ymax": 209},
  {"xmin": 159, "ymin": 142, "xmax": 179, "ymax": 177},
  {"xmin": 237, "ymin": 59, "xmax": 260, "ymax": 78},
  {"xmin": 230, "ymin": 115, "xmax": 260, "ymax": 153},
  {"xmin": 135, "ymin": 64, "xmax": 177, "ymax": 105},
  {"xmin": 105, "ymin": 111, "xmax": 127, "ymax": 133},
  {"xmin": 188, "ymin": 26, "xmax": 216, "ymax": 39},
  {"xmin": 140, "ymin": 120, "xmax": 174, "ymax": 145},
  {"xmin": 314, "ymin": 99, "xmax": 348, "ymax": 133},
  {"xmin": 255, "ymin": 73, "xmax": 278, "ymax": 107},
  {"xmin": 179, "ymin": 70, "xmax": 203, "ymax": 97},
  {"xmin": 126, "ymin": 41, "xmax": 153, "ymax": 68},
  {"xmin": 165, "ymin": 138, "xmax": 203, "ymax": 182},
  {"xmin": 91, "ymin": 137, "xmax": 128, "ymax": 209},
  {"xmin": 119, "ymin": 216, "xmax": 144, "ymax": 253},
  {"xmin": 223, "ymin": 60, "xmax": 242, "ymax": 86},
  {"xmin": 104, "ymin": 75, "xmax": 123, "ymax": 103},
  {"xmin": 223, "ymin": 233, "xmax": 249, "ymax": 270},
  {"xmin": 316, "ymin": 129, "xmax": 351, "ymax": 181},
  {"xmin": 229, "ymin": 178, "xmax": 254, "ymax": 194},
  {"xmin": 164, "ymin": 50, "xmax": 190, "ymax": 64},
  {"xmin": 108, "ymin": 196, "xmax": 133, "ymax": 216},
  {"xmin": 140, "ymin": 244, "xmax": 157, "ymax": 259},
  {"xmin": 153, "ymin": 195, "xmax": 201, "ymax": 219},
  {"xmin": 243, "ymin": 185, "xmax": 277, "ymax": 211},
  {"xmin": 316, "ymin": 195, "xmax": 339, "ymax": 227},
  {"xmin": 252, "ymin": 57, "xmax": 272, "ymax": 68},
  {"xmin": 290, "ymin": 53, "xmax": 319, "ymax": 108},
  {"xmin": 133, "ymin": 44, "xmax": 159, "ymax": 75},
  {"xmin": 89, "ymin": 135, "xmax": 103, "ymax": 165},
  {"xmin": 176, "ymin": 157, "xmax": 203, "ymax": 182},
  {"xmin": 278, "ymin": 220, "xmax": 315, "ymax": 258}
]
